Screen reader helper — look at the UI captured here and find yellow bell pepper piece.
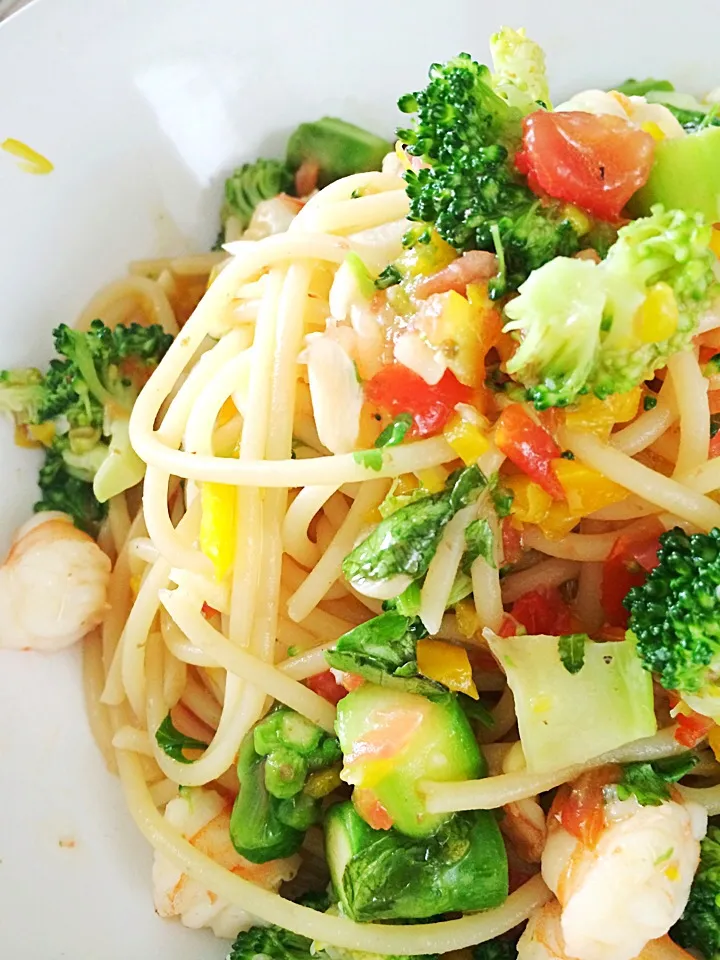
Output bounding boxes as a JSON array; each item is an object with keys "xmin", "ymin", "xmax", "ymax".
[
  {"xmin": 634, "ymin": 282, "xmax": 679, "ymax": 343},
  {"xmin": 216, "ymin": 397, "xmax": 237, "ymax": 427},
  {"xmin": 444, "ymin": 412, "xmax": 490, "ymax": 465},
  {"xmin": 399, "ymin": 230, "xmax": 456, "ymax": 278},
  {"xmin": 505, "ymin": 475, "xmax": 553, "ymax": 525},
  {"xmin": 553, "ymin": 459, "xmax": 629, "ymax": 515},
  {"xmin": 200, "ymin": 482, "xmax": 237, "ymax": 581},
  {"xmin": 537, "ymin": 501, "xmax": 584, "ymax": 540},
  {"xmin": 640, "ymin": 121, "xmax": 666, "ymax": 141},
  {"xmin": 455, "ymin": 598, "xmax": 481, "ymax": 640},
  {"xmin": 708, "ymin": 724, "xmax": 720, "ymax": 762},
  {"xmin": 565, "ymin": 388, "xmax": 641, "ymax": 440},
  {"xmin": 415, "ymin": 465, "xmax": 448, "ymax": 493},
  {"xmin": 416, "ymin": 638, "xmax": 479, "ymax": 699},
  {"xmin": 711, "ymin": 228, "xmax": 720, "ymax": 260},
  {"xmin": 561, "ymin": 204, "xmax": 591, "ymax": 236}
]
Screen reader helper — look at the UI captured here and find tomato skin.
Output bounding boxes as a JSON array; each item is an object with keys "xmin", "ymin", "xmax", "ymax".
[
  {"xmin": 305, "ymin": 670, "xmax": 347, "ymax": 705},
  {"xmin": 515, "ymin": 111, "xmax": 655, "ymax": 221},
  {"xmin": 353, "ymin": 788, "xmax": 394, "ymax": 830},
  {"xmin": 511, "ymin": 586, "xmax": 574, "ymax": 636},
  {"xmin": 495, "ymin": 404, "xmax": 564, "ymax": 500},
  {"xmin": 601, "ymin": 519, "xmax": 663, "ymax": 627},
  {"xmin": 365, "ymin": 365, "xmax": 472, "ymax": 437},
  {"xmin": 550, "ymin": 767, "xmax": 617, "ymax": 849},
  {"xmin": 675, "ymin": 710, "xmax": 715, "ymax": 748}
]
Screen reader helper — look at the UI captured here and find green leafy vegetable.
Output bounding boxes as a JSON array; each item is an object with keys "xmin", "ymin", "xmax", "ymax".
[
  {"xmin": 644, "ymin": 395, "xmax": 659, "ymax": 411},
  {"xmin": 673, "ymin": 824, "xmax": 720, "ymax": 960},
  {"xmin": 230, "ymin": 709, "xmax": 341, "ymax": 863},
  {"xmin": 489, "ymin": 474, "xmax": 514, "ymax": 518},
  {"xmin": 627, "ymin": 527, "xmax": 720, "ymax": 711},
  {"xmin": 375, "ymin": 264, "xmax": 403, "ymax": 290},
  {"xmin": 326, "ymin": 801, "xmax": 507, "ymax": 920},
  {"xmin": 614, "ymin": 78, "xmax": 675, "ymax": 97},
  {"xmin": 558, "ymin": 634, "xmax": 587, "ymax": 675},
  {"xmin": 473, "ymin": 938, "xmax": 519, "ymax": 960},
  {"xmin": 155, "ymin": 714, "xmax": 208, "ymax": 764},
  {"xmin": 616, "ymin": 753, "xmax": 698, "ymax": 806},
  {"xmin": 504, "ymin": 206, "xmax": 717, "ymax": 407},
  {"xmin": 0, "ymin": 319, "xmax": 173, "ymax": 533},
  {"xmin": 343, "ymin": 465, "xmax": 486, "ymax": 590},
  {"xmin": 352, "ymin": 449, "xmax": 384, "ymax": 472},
  {"xmin": 374, "ymin": 413, "xmax": 412, "ymax": 449},
  {"xmin": 397, "ymin": 52, "xmax": 580, "ymax": 297},
  {"xmin": 462, "ymin": 518, "xmax": 495, "ymax": 572}
]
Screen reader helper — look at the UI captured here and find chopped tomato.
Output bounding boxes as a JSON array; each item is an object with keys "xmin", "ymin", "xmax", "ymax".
[
  {"xmin": 498, "ymin": 613, "xmax": 523, "ymax": 637},
  {"xmin": 495, "ymin": 404, "xmax": 565, "ymax": 500},
  {"xmin": 353, "ymin": 788, "xmax": 394, "ymax": 830},
  {"xmin": 515, "ymin": 111, "xmax": 655, "ymax": 221},
  {"xmin": 365, "ymin": 365, "xmax": 472, "ymax": 437},
  {"xmin": 201, "ymin": 602, "xmax": 220, "ymax": 620},
  {"xmin": 511, "ymin": 586, "xmax": 574, "ymax": 636},
  {"xmin": 675, "ymin": 710, "xmax": 715, "ymax": 748},
  {"xmin": 502, "ymin": 517, "xmax": 524, "ymax": 565},
  {"xmin": 601, "ymin": 519, "xmax": 663, "ymax": 627},
  {"xmin": 711, "ymin": 426, "xmax": 720, "ymax": 459},
  {"xmin": 551, "ymin": 767, "xmax": 617, "ymax": 849},
  {"xmin": 305, "ymin": 670, "xmax": 347, "ymax": 705}
]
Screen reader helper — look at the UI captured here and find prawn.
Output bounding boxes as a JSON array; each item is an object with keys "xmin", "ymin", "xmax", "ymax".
[{"xmin": 0, "ymin": 512, "xmax": 111, "ymax": 652}]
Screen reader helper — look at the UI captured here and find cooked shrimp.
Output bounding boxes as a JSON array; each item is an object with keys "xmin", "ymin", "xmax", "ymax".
[
  {"xmin": 518, "ymin": 899, "xmax": 573, "ymax": 960},
  {"xmin": 0, "ymin": 512, "xmax": 111, "ymax": 652},
  {"xmin": 502, "ymin": 799, "xmax": 548, "ymax": 864},
  {"xmin": 541, "ymin": 771, "xmax": 707, "ymax": 960},
  {"xmin": 153, "ymin": 787, "xmax": 300, "ymax": 939}
]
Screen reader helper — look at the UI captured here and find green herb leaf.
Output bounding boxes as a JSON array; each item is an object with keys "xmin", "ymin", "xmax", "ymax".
[
  {"xmin": 560, "ymin": 449, "xmax": 575, "ymax": 460},
  {"xmin": 488, "ymin": 473, "xmax": 514, "ymax": 518},
  {"xmin": 344, "ymin": 251, "xmax": 376, "ymax": 300},
  {"xmin": 643, "ymin": 395, "xmax": 658, "ymax": 411},
  {"xmin": 462, "ymin": 518, "xmax": 496, "ymax": 573},
  {"xmin": 396, "ymin": 580, "xmax": 422, "ymax": 617},
  {"xmin": 155, "ymin": 714, "xmax": 208, "ymax": 764},
  {"xmin": 375, "ymin": 264, "xmax": 403, "ymax": 290},
  {"xmin": 613, "ymin": 77, "xmax": 675, "ymax": 97},
  {"xmin": 343, "ymin": 465, "xmax": 486, "ymax": 585},
  {"xmin": 352, "ymin": 449, "xmax": 384, "ymax": 472},
  {"xmin": 617, "ymin": 753, "xmax": 699, "ymax": 806},
  {"xmin": 711, "ymin": 414, "xmax": 720, "ymax": 439},
  {"xmin": 375, "ymin": 413, "xmax": 413, "ymax": 448},
  {"xmin": 558, "ymin": 634, "xmax": 587, "ymax": 675}
]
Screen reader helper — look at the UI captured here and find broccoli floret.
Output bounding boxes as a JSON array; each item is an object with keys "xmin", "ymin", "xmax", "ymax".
[
  {"xmin": 0, "ymin": 368, "xmax": 45, "ymax": 426},
  {"xmin": 489, "ymin": 26, "xmax": 551, "ymax": 111},
  {"xmin": 672, "ymin": 824, "xmax": 720, "ymax": 960},
  {"xmin": 223, "ymin": 158, "xmax": 294, "ymax": 233},
  {"xmin": 0, "ymin": 319, "xmax": 173, "ymax": 533},
  {"xmin": 397, "ymin": 53, "xmax": 580, "ymax": 297},
  {"xmin": 504, "ymin": 205, "xmax": 717, "ymax": 407},
  {"xmin": 626, "ymin": 527, "xmax": 720, "ymax": 705},
  {"xmin": 227, "ymin": 923, "xmax": 315, "ymax": 960}
]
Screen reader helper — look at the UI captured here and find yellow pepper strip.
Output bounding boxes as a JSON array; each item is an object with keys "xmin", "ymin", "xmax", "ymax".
[
  {"xmin": 711, "ymin": 228, "xmax": 720, "ymax": 260},
  {"xmin": 641, "ymin": 121, "xmax": 666, "ymax": 141},
  {"xmin": 415, "ymin": 465, "xmax": 448, "ymax": 493},
  {"xmin": 444, "ymin": 412, "xmax": 490, "ymax": 465},
  {"xmin": 561, "ymin": 204, "xmax": 591, "ymax": 236},
  {"xmin": 455, "ymin": 598, "xmax": 481, "ymax": 640},
  {"xmin": 200, "ymin": 482, "xmax": 237, "ymax": 581},
  {"xmin": 416, "ymin": 638, "xmax": 479, "ymax": 699},
  {"xmin": 505, "ymin": 475, "xmax": 553, "ymax": 525},
  {"xmin": 1, "ymin": 138, "xmax": 54, "ymax": 175},
  {"xmin": 553, "ymin": 459, "xmax": 629, "ymax": 515},
  {"xmin": 400, "ymin": 230, "xmax": 456, "ymax": 278},
  {"xmin": 216, "ymin": 397, "xmax": 237, "ymax": 427},
  {"xmin": 634, "ymin": 282, "xmax": 679, "ymax": 344},
  {"xmin": 537, "ymin": 502, "xmax": 584, "ymax": 540},
  {"xmin": 708, "ymin": 725, "xmax": 720, "ymax": 762},
  {"xmin": 565, "ymin": 387, "xmax": 641, "ymax": 440}
]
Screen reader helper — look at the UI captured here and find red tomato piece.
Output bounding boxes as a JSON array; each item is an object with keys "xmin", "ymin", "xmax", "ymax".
[
  {"xmin": 364, "ymin": 365, "xmax": 472, "ymax": 437},
  {"xmin": 498, "ymin": 613, "xmax": 523, "ymax": 637},
  {"xmin": 711, "ymin": 429, "xmax": 720, "ymax": 459},
  {"xmin": 502, "ymin": 517, "xmax": 524, "ymax": 565},
  {"xmin": 305, "ymin": 670, "xmax": 347, "ymax": 705},
  {"xmin": 511, "ymin": 586, "xmax": 574, "ymax": 636},
  {"xmin": 515, "ymin": 111, "xmax": 655, "ymax": 221},
  {"xmin": 675, "ymin": 710, "xmax": 715, "ymax": 748},
  {"xmin": 601, "ymin": 519, "xmax": 663, "ymax": 628},
  {"xmin": 551, "ymin": 767, "xmax": 617, "ymax": 849},
  {"xmin": 353, "ymin": 788, "xmax": 394, "ymax": 830},
  {"xmin": 495, "ymin": 404, "xmax": 565, "ymax": 500}
]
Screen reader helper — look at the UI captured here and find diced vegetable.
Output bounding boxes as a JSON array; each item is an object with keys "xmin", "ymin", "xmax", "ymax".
[
  {"xmin": 365, "ymin": 365, "xmax": 472, "ymax": 437},
  {"xmin": 335, "ymin": 683, "xmax": 483, "ymax": 836},
  {"xmin": 287, "ymin": 118, "xmax": 391, "ymax": 189},
  {"xmin": 199, "ymin": 482, "xmax": 237, "ymax": 581},
  {"xmin": 486, "ymin": 632, "xmax": 657, "ymax": 771},
  {"xmin": 495, "ymin": 404, "xmax": 564, "ymax": 499},
  {"xmin": 325, "ymin": 801, "xmax": 507, "ymax": 920},
  {"xmin": 416, "ymin": 639, "xmax": 479, "ymax": 699}
]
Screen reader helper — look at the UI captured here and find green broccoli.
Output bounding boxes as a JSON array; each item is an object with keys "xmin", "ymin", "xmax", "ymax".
[
  {"xmin": 0, "ymin": 319, "xmax": 173, "ymax": 533},
  {"xmin": 397, "ymin": 52, "xmax": 580, "ymax": 297},
  {"xmin": 230, "ymin": 708, "xmax": 341, "ymax": 864},
  {"xmin": 489, "ymin": 26, "xmax": 552, "ymax": 111},
  {"xmin": 626, "ymin": 527, "xmax": 720, "ymax": 711},
  {"xmin": 672, "ymin": 824, "xmax": 720, "ymax": 960},
  {"xmin": 222, "ymin": 158, "xmax": 295, "ymax": 233},
  {"xmin": 504, "ymin": 205, "xmax": 717, "ymax": 407},
  {"xmin": 473, "ymin": 937, "xmax": 519, "ymax": 960},
  {"xmin": 286, "ymin": 117, "xmax": 391, "ymax": 188}
]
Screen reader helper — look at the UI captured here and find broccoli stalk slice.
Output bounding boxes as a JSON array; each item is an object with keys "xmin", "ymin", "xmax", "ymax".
[
  {"xmin": 287, "ymin": 117, "xmax": 391, "ymax": 189},
  {"xmin": 222, "ymin": 158, "xmax": 295, "ymax": 231},
  {"xmin": 325, "ymin": 801, "xmax": 507, "ymax": 921},
  {"xmin": 0, "ymin": 368, "xmax": 45, "ymax": 425}
]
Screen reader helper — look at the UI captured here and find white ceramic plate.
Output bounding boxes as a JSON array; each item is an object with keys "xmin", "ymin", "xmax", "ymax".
[{"xmin": 0, "ymin": 0, "xmax": 716, "ymax": 955}]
